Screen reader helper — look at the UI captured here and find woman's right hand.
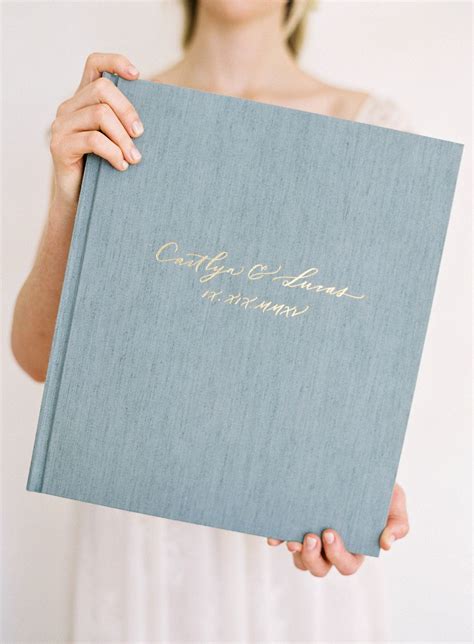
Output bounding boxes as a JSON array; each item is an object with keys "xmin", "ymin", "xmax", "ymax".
[{"xmin": 49, "ymin": 52, "xmax": 145, "ymax": 211}]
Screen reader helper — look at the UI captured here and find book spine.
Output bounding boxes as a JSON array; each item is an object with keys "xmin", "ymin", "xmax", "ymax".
[
  {"xmin": 27, "ymin": 72, "xmax": 119, "ymax": 492},
  {"xmin": 26, "ymin": 153, "xmax": 104, "ymax": 492},
  {"xmin": 27, "ymin": 72, "xmax": 120, "ymax": 492}
]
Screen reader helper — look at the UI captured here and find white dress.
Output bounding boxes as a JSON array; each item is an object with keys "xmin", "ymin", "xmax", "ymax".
[{"xmin": 72, "ymin": 94, "xmax": 412, "ymax": 643}]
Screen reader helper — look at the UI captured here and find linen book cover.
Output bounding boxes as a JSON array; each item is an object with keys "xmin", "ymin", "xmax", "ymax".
[{"xmin": 26, "ymin": 71, "xmax": 463, "ymax": 557}]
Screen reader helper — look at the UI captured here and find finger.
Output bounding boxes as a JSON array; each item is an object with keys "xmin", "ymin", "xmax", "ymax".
[
  {"xmin": 57, "ymin": 77, "xmax": 144, "ymax": 140},
  {"xmin": 267, "ymin": 537, "xmax": 284, "ymax": 546},
  {"xmin": 54, "ymin": 104, "xmax": 141, "ymax": 166},
  {"xmin": 52, "ymin": 130, "xmax": 129, "ymax": 172},
  {"xmin": 78, "ymin": 52, "xmax": 139, "ymax": 92},
  {"xmin": 284, "ymin": 541, "xmax": 307, "ymax": 571},
  {"xmin": 380, "ymin": 483, "xmax": 410, "ymax": 550},
  {"xmin": 286, "ymin": 540, "xmax": 302, "ymax": 554},
  {"xmin": 293, "ymin": 553, "xmax": 308, "ymax": 571},
  {"xmin": 321, "ymin": 530, "xmax": 365, "ymax": 576},
  {"xmin": 292, "ymin": 550, "xmax": 308, "ymax": 571},
  {"xmin": 299, "ymin": 534, "xmax": 332, "ymax": 577}
]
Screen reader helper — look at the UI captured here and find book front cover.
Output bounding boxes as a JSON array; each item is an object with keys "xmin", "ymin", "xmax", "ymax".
[{"xmin": 27, "ymin": 74, "xmax": 463, "ymax": 556}]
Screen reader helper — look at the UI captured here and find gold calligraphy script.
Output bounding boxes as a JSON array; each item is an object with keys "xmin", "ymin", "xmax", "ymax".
[{"xmin": 154, "ymin": 241, "xmax": 366, "ymax": 319}]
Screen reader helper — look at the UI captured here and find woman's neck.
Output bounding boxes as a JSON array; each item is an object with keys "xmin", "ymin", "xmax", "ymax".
[{"xmin": 169, "ymin": 5, "xmax": 314, "ymax": 99}]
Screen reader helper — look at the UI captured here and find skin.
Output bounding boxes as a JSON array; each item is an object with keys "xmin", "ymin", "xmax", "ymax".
[{"xmin": 10, "ymin": 0, "xmax": 409, "ymax": 577}]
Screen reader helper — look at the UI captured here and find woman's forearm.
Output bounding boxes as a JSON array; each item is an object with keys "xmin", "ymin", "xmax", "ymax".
[{"xmin": 10, "ymin": 196, "xmax": 77, "ymax": 382}]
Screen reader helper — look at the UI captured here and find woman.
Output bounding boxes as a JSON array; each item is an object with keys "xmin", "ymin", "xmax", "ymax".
[{"xmin": 12, "ymin": 0, "xmax": 410, "ymax": 640}]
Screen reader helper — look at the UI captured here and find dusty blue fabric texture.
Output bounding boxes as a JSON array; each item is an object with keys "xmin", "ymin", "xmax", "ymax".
[{"xmin": 27, "ymin": 71, "xmax": 463, "ymax": 556}]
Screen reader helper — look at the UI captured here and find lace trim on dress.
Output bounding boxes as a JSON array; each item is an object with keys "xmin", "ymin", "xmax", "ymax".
[{"xmin": 355, "ymin": 93, "xmax": 413, "ymax": 133}]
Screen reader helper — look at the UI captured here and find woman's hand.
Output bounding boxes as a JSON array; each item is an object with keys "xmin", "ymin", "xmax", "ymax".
[
  {"xmin": 266, "ymin": 482, "xmax": 409, "ymax": 577},
  {"xmin": 49, "ymin": 52, "xmax": 144, "ymax": 210}
]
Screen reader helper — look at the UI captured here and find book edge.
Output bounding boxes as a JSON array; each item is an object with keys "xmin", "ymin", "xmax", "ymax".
[
  {"xmin": 26, "ymin": 152, "xmax": 106, "ymax": 492},
  {"xmin": 373, "ymin": 142, "xmax": 465, "ymax": 554},
  {"xmin": 115, "ymin": 72, "xmax": 465, "ymax": 148},
  {"xmin": 27, "ymin": 72, "xmax": 121, "ymax": 491}
]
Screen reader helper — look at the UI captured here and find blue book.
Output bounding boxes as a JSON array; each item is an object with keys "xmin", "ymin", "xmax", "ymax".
[{"xmin": 26, "ymin": 71, "xmax": 463, "ymax": 556}]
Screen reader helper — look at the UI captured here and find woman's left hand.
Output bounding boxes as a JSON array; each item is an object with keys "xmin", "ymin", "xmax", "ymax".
[{"xmin": 266, "ymin": 482, "xmax": 409, "ymax": 577}]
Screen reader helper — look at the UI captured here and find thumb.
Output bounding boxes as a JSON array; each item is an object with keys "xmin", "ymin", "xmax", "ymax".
[{"xmin": 380, "ymin": 483, "xmax": 410, "ymax": 550}]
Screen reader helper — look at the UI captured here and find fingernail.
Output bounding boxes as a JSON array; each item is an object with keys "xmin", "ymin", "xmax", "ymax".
[
  {"xmin": 129, "ymin": 146, "xmax": 142, "ymax": 162},
  {"xmin": 127, "ymin": 65, "xmax": 139, "ymax": 76},
  {"xmin": 132, "ymin": 120, "xmax": 144, "ymax": 136},
  {"xmin": 120, "ymin": 160, "xmax": 129, "ymax": 171},
  {"xmin": 323, "ymin": 531, "xmax": 334, "ymax": 545},
  {"xmin": 305, "ymin": 536, "xmax": 317, "ymax": 550},
  {"xmin": 388, "ymin": 534, "xmax": 396, "ymax": 545},
  {"xmin": 288, "ymin": 542, "xmax": 301, "ymax": 553}
]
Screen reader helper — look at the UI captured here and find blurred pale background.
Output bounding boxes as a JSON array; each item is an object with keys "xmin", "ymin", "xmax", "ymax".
[{"xmin": 2, "ymin": 1, "xmax": 472, "ymax": 641}]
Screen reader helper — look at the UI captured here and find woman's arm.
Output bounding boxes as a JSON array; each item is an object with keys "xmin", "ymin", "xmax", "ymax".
[
  {"xmin": 11, "ymin": 53, "xmax": 144, "ymax": 381},
  {"xmin": 11, "ymin": 188, "xmax": 78, "ymax": 382}
]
